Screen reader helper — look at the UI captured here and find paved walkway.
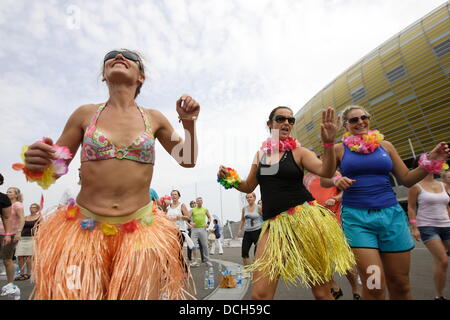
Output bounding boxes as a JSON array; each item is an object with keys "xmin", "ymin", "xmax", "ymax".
[{"xmin": 1, "ymin": 239, "xmax": 448, "ymax": 300}]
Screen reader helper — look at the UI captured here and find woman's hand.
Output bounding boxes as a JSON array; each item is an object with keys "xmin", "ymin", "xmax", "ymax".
[
  {"xmin": 13, "ymin": 232, "xmax": 21, "ymax": 243},
  {"xmin": 217, "ymin": 165, "xmax": 230, "ymax": 179},
  {"xmin": 176, "ymin": 95, "xmax": 200, "ymax": 119},
  {"xmin": 24, "ymin": 137, "xmax": 57, "ymax": 172},
  {"xmin": 428, "ymin": 141, "xmax": 449, "ymax": 161},
  {"xmin": 410, "ymin": 226, "xmax": 420, "ymax": 242},
  {"xmin": 320, "ymin": 107, "xmax": 340, "ymax": 143},
  {"xmin": 334, "ymin": 176, "xmax": 356, "ymax": 191}
]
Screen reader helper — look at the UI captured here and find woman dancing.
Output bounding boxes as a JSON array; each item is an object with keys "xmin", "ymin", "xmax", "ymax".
[
  {"xmin": 218, "ymin": 106, "xmax": 355, "ymax": 300},
  {"xmin": 22, "ymin": 49, "xmax": 200, "ymax": 299},
  {"xmin": 327, "ymin": 105, "xmax": 449, "ymax": 300}
]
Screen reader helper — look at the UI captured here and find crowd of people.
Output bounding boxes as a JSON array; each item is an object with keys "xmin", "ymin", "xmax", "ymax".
[{"xmin": 1, "ymin": 48, "xmax": 448, "ymax": 301}]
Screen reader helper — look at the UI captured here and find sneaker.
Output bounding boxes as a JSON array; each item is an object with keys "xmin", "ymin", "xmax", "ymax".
[
  {"xmin": 330, "ymin": 288, "xmax": 343, "ymax": 300},
  {"xmin": 353, "ymin": 293, "xmax": 361, "ymax": 300},
  {"xmin": 190, "ymin": 261, "xmax": 200, "ymax": 267},
  {"xmin": 11, "ymin": 286, "xmax": 20, "ymax": 300},
  {"xmin": 434, "ymin": 296, "xmax": 447, "ymax": 300},
  {"xmin": 1, "ymin": 283, "xmax": 14, "ymax": 296},
  {"xmin": 1, "ymin": 283, "xmax": 20, "ymax": 299}
]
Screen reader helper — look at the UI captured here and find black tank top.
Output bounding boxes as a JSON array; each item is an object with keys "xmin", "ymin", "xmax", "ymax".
[
  {"xmin": 21, "ymin": 217, "xmax": 40, "ymax": 237},
  {"xmin": 256, "ymin": 150, "xmax": 314, "ymax": 220}
]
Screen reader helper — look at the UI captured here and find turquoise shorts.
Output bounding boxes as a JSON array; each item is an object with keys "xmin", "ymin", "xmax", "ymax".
[{"xmin": 341, "ymin": 204, "xmax": 415, "ymax": 253}]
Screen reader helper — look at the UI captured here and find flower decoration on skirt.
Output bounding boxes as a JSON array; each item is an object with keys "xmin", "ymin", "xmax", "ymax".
[{"xmin": 80, "ymin": 217, "xmax": 97, "ymax": 230}]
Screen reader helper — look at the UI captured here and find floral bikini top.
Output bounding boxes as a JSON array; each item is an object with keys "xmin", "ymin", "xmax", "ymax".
[{"xmin": 81, "ymin": 104, "xmax": 155, "ymax": 164}]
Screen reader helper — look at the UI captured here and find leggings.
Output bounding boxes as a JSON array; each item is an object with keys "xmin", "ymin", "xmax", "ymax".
[{"xmin": 241, "ymin": 228, "xmax": 262, "ymax": 259}]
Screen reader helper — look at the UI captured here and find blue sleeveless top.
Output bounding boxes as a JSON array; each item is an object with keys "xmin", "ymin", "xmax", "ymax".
[{"xmin": 340, "ymin": 144, "xmax": 397, "ymax": 209}]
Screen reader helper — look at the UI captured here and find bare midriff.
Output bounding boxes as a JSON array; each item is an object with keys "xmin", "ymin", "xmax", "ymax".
[{"xmin": 77, "ymin": 159, "xmax": 153, "ymax": 217}]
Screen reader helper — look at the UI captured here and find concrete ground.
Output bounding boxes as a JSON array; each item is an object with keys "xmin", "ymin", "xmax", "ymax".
[{"xmin": 1, "ymin": 239, "xmax": 448, "ymax": 300}]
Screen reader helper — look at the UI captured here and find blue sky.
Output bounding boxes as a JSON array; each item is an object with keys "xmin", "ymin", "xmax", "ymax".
[{"xmin": 0, "ymin": 0, "xmax": 445, "ymax": 222}]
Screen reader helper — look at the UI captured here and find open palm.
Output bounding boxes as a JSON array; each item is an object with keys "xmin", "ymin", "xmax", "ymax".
[{"xmin": 320, "ymin": 107, "xmax": 339, "ymax": 143}]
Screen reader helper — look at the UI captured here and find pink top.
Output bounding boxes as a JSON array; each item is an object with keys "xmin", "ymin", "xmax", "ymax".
[
  {"xmin": 0, "ymin": 202, "xmax": 23, "ymax": 234},
  {"xmin": 416, "ymin": 182, "xmax": 450, "ymax": 227},
  {"xmin": 81, "ymin": 104, "xmax": 155, "ymax": 164}
]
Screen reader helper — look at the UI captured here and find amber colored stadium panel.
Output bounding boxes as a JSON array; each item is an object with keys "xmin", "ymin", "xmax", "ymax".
[{"xmin": 293, "ymin": 3, "xmax": 450, "ymax": 164}]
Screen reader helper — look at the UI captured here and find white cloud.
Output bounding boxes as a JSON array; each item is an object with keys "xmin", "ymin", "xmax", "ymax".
[{"xmin": 0, "ymin": 0, "xmax": 445, "ymax": 221}]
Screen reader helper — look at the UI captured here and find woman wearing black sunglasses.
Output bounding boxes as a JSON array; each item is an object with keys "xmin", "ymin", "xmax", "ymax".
[
  {"xmin": 218, "ymin": 106, "xmax": 355, "ymax": 300},
  {"xmin": 322, "ymin": 105, "xmax": 449, "ymax": 300},
  {"xmin": 22, "ymin": 49, "xmax": 200, "ymax": 299}
]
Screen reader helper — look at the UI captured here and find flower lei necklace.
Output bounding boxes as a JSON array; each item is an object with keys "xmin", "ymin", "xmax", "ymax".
[
  {"xmin": 342, "ymin": 130, "xmax": 384, "ymax": 154},
  {"xmin": 260, "ymin": 136, "xmax": 301, "ymax": 155}
]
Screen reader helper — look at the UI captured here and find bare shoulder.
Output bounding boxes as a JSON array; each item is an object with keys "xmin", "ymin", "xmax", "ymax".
[
  {"xmin": 64, "ymin": 104, "xmax": 100, "ymax": 128},
  {"xmin": 334, "ymin": 143, "xmax": 344, "ymax": 153},
  {"xmin": 380, "ymin": 140, "xmax": 395, "ymax": 150},
  {"xmin": 297, "ymin": 146, "xmax": 311, "ymax": 157},
  {"xmin": 409, "ymin": 183, "xmax": 420, "ymax": 194},
  {"xmin": 144, "ymin": 108, "xmax": 166, "ymax": 121},
  {"xmin": 74, "ymin": 103, "xmax": 102, "ymax": 118}
]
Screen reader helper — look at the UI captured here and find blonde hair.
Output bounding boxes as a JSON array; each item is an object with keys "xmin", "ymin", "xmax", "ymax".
[
  {"xmin": 341, "ymin": 105, "xmax": 371, "ymax": 126},
  {"xmin": 30, "ymin": 203, "xmax": 40, "ymax": 210},
  {"xmin": 7, "ymin": 187, "xmax": 23, "ymax": 202}
]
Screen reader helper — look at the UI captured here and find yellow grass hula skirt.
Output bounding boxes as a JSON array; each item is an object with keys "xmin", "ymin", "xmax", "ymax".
[
  {"xmin": 246, "ymin": 201, "xmax": 355, "ymax": 287},
  {"xmin": 32, "ymin": 202, "xmax": 191, "ymax": 300}
]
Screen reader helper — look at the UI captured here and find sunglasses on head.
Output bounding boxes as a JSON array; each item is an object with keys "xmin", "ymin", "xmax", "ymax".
[
  {"xmin": 104, "ymin": 50, "xmax": 140, "ymax": 64},
  {"xmin": 347, "ymin": 115, "xmax": 370, "ymax": 124},
  {"xmin": 273, "ymin": 114, "xmax": 296, "ymax": 125}
]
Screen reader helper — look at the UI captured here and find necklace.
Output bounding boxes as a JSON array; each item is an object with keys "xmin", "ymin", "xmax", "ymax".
[
  {"xmin": 342, "ymin": 130, "xmax": 384, "ymax": 154},
  {"xmin": 260, "ymin": 136, "xmax": 301, "ymax": 155}
]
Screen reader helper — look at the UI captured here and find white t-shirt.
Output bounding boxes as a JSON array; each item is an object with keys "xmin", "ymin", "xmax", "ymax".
[{"xmin": 166, "ymin": 202, "xmax": 187, "ymax": 231}]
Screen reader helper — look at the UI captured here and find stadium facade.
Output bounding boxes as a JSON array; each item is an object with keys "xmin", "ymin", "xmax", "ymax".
[{"xmin": 292, "ymin": 2, "xmax": 450, "ymax": 202}]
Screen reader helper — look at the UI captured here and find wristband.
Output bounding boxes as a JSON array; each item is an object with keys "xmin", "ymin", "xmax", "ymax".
[
  {"xmin": 323, "ymin": 142, "xmax": 335, "ymax": 148},
  {"xmin": 409, "ymin": 219, "xmax": 417, "ymax": 223},
  {"xmin": 331, "ymin": 175, "xmax": 342, "ymax": 186},
  {"xmin": 178, "ymin": 115, "xmax": 197, "ymax": 122},
  {"xmin": 418, "ymin": 153, "xmax": 449, "ymax": 174},
  {"xmin": 2, "ymin": 233, "xmax": 14, "ymax": 236}
]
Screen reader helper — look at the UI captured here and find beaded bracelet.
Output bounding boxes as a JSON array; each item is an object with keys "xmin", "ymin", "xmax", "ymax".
[
  {"xmin": 418, "ymin": 153, "xmax": 448, "ymax": 174},
  {"xmin": 2, "ymin": 233, "xmax": 15, "ymax": 236},
  {"xmin": 217, "ymin": 167, "xmax": 242, "ymax": 189}
]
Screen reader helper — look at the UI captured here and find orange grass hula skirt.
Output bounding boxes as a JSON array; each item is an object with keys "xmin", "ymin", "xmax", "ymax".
[{"xmin": 32, "ymin": 202, "xmax": 192, "ymax": 300}]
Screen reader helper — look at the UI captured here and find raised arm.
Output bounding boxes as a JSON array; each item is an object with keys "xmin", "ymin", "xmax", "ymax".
[
  {"xmin": 300, "ymin": 108, "xmax": 338, "ymax": 178},
  {"xmin": 384, "ymin": 141, "xmax": 449, "ymax": 187},
  {"xmin": 152, "ymin": 95, "xmax": 199, "ymax": 168}
]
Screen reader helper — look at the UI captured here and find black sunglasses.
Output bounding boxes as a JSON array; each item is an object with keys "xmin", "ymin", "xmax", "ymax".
[
  {"xmin": 347, "ymin": 115, "xmax": 370, "ymax": 124},
  {"xmin": 273, "ymin": 114, "xmax": 296, "ymax": 125},
  {"xmin": 104, "ymin": 50, "xmax": 141, "ymax": 64}
]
